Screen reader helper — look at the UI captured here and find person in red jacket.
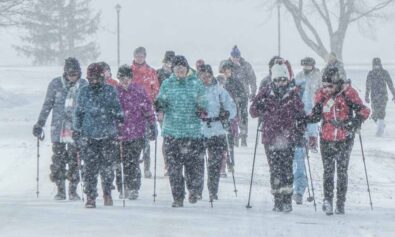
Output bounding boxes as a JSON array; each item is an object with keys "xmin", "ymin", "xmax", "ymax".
[
  {"xmin": 131, "ymin": 47, "xmax": 160, "ymax": 178},
  {"xmin": 306, "ymin": 66, "xmax": 370, "ymax": 215}
]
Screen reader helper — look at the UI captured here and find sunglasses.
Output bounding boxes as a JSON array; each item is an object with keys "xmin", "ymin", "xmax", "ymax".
[
  {"xmin": 323, "ymin": 84, "xmax": 334, "ymax": 89},
  {"xmin": 273, "ymin": 77, "xmax": 288, "ymax": 83},
  {"xmin": 67, "ymin": 73, "xmax": 79, "ymax": 77}
]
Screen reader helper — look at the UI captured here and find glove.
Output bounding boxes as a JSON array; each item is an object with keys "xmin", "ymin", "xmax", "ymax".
[
  {"xmin": 295, "ymin": 116, "xmax": 307, "ymax": 129},
  {"xmin": 219, "ymin": 110, "xmax": 230, "ymax": 121},
  {"xmin": 147, "ymin": 123, "xmax": 158, "ymax": 141},
  {"xmin": 32, "ymin": 124, "xmax": 43, "ymax": 138},
  {"xmin": 365, "ymin": 96, "xmax": 370, "ymax": 104},
  {"xmin": 255, "ymin": 100, "xmax": 265, "ymax": 111},
  {"xmin": 196, "ymin": 106, "xmax": 208, "ymax": 119}
]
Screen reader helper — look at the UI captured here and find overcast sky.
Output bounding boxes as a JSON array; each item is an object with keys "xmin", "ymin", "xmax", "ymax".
[{"xmin": 0, "ymin": 0, "xmax": 394, "ymax": 68}]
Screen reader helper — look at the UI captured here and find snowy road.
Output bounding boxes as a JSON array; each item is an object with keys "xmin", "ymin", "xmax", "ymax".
[{"xmin": 0, "ymin": 67, "xmax": 394, "ymax": 237}]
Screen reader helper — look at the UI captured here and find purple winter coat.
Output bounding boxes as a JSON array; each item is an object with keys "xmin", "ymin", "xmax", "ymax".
[
  {"xmin": 116, "ymin": 83, "xmax": 155, "ymax": 141},
  {"xmin": 250, "ymin": 84, "xmax": 305, "ymax": 149}
]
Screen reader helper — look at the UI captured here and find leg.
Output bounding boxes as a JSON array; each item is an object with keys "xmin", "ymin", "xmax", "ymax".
[
  {"xmin": 293, "ymin": 146, "xmax": 307, "ymax": 198},
  {"xmin": 65, "ymin": 144, "xmax": 80, "ymax": 200},
  {"xmin": 320, "ymin": 141, "xmax": 336, "ymax": 203},
  {"xmin": 264, "ymin": 144, "xmax": 283, "ymax": 210},
  {"xmin": 129, "ymin": 139, "xmax": 144, "ymax": 191},
  {"xmin": 82, "ymin": 140, "xmax": 101, "ymax": 200},
  {"xmin": 207, "ymin": 136, "xmax": 226, "ymax": 199},
  {"xmin": 50, "ymin": 143, "xmax": 67, "ymax": 199},
  {"xmin": 280, "ymin": 147, "xmax": 295, "ymax": 208},
  {"xmin": 238, "ymin": 99, "xmax": 249, "ymax": 146},
  {"xmin": 164, "ymin": 137, "xmax": 185, "ymax": 203},
  {"xmin": 184, "ymin": 138, "xmax": 205, "ymax": 202},
  {"xmin": 143, "ymin": 124, "xmax": 151, "ymax": 177},
  {"xmin": 335, "ymin": 139, "xmax": 353, "ymax": 210}
]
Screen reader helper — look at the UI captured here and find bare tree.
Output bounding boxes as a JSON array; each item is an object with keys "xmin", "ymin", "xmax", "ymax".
[
  {"xmin": 277, "ymin": 0, "xmax": 394, "ymax": 61},
  {"xmin": 0, "ymin": 0, "xmax": 31, "ymax": 27}
]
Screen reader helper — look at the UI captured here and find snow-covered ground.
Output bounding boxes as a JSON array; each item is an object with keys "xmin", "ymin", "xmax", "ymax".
[{"xmin": 0, "ymin": 66, "xmax": 394, "ymax": 237}]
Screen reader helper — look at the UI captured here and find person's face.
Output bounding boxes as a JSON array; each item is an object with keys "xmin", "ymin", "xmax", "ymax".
[
  {"xmin": 303, "ymin": 65, "xmax": 313, "ymax": 72},
  {"xmin": 134, "ymin": 53, "xmax": 146, "ymax": 64},
  {"xmin": 230, "ymin": 56, "xmax": 240, "ymax": 65},
  {"xmin": 173, "ymin": 65, "xmax": 188, "ymax": 79},
  {"xmin": 322, "ymin": 82, "xmax": 336, "ymax": 94},
  {"xmin": 103, "ymin": 69, "xmax": 111, "ymax": 79},
  {"xmin": 199, "ymin": 72, "xmax": 212, "ymax": 86},
  {"xmin": 223, "ymin": 68, "xmax": 232, "ymax": 78},
  {"xmin": 118, "ymin": 75, "xmax": 131, "ymax": 88},
  {"xmin": 66, "ymin": 71, "xmax": 79, "ymax": 82},
  {"xmin": 273, "ymin": 77, "xmax": 288, "ymax": 87}
]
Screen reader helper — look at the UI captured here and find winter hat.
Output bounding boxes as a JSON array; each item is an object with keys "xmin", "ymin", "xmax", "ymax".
[
  {"xmin": 87, "ymin": 63, "xmax": 105, "ymax": 81},
  {"xmin": 134, "ymin": 46, "xmax": 147, "ymax": 56},
  {"xmin": 271, "ymin": 63, "xmax": 289, "ymax": 80},
  {"xmin": 322, "ymin": 66, "xmax": 343, "ymax": 85},
  {"xmin": 64, "ymin": 57, "xmax": 81, "ymax": 74},
  {"xmin": 301, "ymin": 57, "xmax": 315, "ymax": 66},
  {"xmin": 117, "ymin": 64, "xmax": 133, "ymax": 79},
  {"xmin": 98, "ymin": 61, "xmax": 111, "ymax": 73},
  {"xmin": 268, "ymin": 56, "xmax": 283, "ymax": 69},
  {"xmin": 196, "ymin": 59, "xmax": 205, "ymax": 72},
  {"xmin": 220, "ymin": 61, "xmax": 233, "ymax": 71},
  {"xmin": 163, "ymin": 51, "xmax": 175, "ymax": 63},
  {"xmin": 172, "ymin": 55, "xmax": 189, "ymax": 69},
  {"xmin": 200, "ymin": 64, "xmax": 213, "ymax": 75},
  {"xmin": 372, "ymin": 57, "xmax": 382, "ymax": 67},
  {"xmin": 230, "ymin": 45, "xmax": 241, "ymax": 58}
]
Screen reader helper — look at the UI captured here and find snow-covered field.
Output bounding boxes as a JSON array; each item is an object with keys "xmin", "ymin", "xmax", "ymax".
[{"xmin": 0, "ymin": 66, "xmax": 394, "ymax": 237}]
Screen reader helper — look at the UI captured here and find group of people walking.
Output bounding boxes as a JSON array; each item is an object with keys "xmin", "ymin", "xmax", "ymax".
[{"xmin": 33, "ymin": 45, "xmax": 394, "ymax": 215}]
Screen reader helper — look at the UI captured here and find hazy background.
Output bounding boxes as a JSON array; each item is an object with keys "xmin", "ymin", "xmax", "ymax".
[{"xmin": 0, "ymin": 0, "xmax": 394, "ymax": 68}]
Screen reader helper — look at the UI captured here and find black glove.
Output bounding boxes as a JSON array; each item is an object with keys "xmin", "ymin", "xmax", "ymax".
[
  {"xmin": 196, "ymin": 106, "xmax": 208, "ymax": 119},
  {"xmin": 219, "ymin": 110, "xmax": 230, "ymax": 121},
  {"xmin": 32, "ymin": 124, "xmax": 43, "ymax": 138},
  {"xmin": 255, "ymin": 100, "xmax": 265, "ymax": 111},
  {"xmin": 147, "ymin": 123, "xmax": 158, "ymax": 141}
]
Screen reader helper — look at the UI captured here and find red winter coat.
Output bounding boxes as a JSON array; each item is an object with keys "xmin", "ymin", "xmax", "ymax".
[
  {"xmin": 310, "ymin": 86, "xmax": 370, "ymax": 141},
  {"xmin": 131, "ymin": 62, "xmax": 160, "ymax": 102}
]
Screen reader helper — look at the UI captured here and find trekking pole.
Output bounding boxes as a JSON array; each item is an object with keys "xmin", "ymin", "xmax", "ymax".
[
  {"xmin": 304, "ymin": 142, "xmax": 317, "ymax": 212},
  {"xmin": 36, "ymin": 131, "xmax": 44, "ymax": 198},
  {"xmin": 302, "ymin": 146, "xmax": 314, "ymax": 202},
  {"xmin": 246, "ymin": 121, "xmax": 261, "ymax": 209},
  {"xmin": 120, "ymin": 142, "xmax": 126, "ymax": 208},
  {"xmin": 225, "ymin": 131, "xmax": 237, "ymax": 197},
  {"xmin": 153, "ymin": 136, "xmax": 158, "ymax": 202},
  {"xmin": 358, "ymin": 132, "xmax": 373, "ymax": 210},
  {"xmin": 76, "ymin": 151, "xmax": 85, "ymax": 202}
]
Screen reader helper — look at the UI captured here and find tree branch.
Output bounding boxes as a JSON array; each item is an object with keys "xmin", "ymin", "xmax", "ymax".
[{"xmin": 350, "ymin": 0, "xmax": 394, "ymax": 22}]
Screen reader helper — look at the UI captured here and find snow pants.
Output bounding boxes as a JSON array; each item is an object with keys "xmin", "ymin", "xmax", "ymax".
[
  {"xmin": 293, "ymin": 146, "xmax": 308, "ymax": 196},
  {"xmin": 320, "ymin": 139, "xmax": 353, "ymax": 205},
  {"xmin": 264, "ymin": 144, "xmax": 295, "ymax": 205},
  {"xmin": 164, "ymin": 137, "xmax": 205, "ymax": 202},
  {"xmin": 120, "ymin": 139, "xmax": 144, "ymax": 191},
  {"xmin": 82, "ymin": 138, "xmax": 116, "ymax": 199},
  {"xmin": 142, "ymin": 123, "xmax": 151, "ymax": 172},
  {"xmin": 205, "ymin": 135, "xmax": 227, "ymax": 197},
  {"xmin": 50, "ymin": 143, "xmax": 79, "ymax": 190},
  {"xmin": 371, "ymin": 99, "xmax": 387, "ymax": 121},
  {"xmin": 236, "ymin": 97, "xmax": 248, "ymax": 140}
]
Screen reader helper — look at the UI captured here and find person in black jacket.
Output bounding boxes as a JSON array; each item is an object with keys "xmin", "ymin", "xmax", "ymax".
[{"xmin": 365, "ymin": 57, "xmax": 395, "ymax": 136}]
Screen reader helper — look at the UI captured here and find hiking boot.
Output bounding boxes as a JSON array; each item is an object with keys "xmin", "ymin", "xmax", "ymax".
[
  {"xmin": 220, "ymin": 172, "xmax": 227, "ymax": 178},
  {"xmin": 335, "ymin": 202, "xmax": 345, "ymax": 215},
  {"xmin": 144, "ymin": 170, "xmax": 152, "ymax": 179},
  {"xmin": 172, "ymin": 200, "xmax": 184, "ymax": 208},
  {"xmin": 322, "ymin": 199, "xmax": 333, "ymax": 216},
  {"xmin": 292, "ymin": 194, "xmax": 303, "ymax": 205},
  {"xmin": 241, "ymin": 137, "xmax": 247, "ymax": 147},
  {"xmin": 54, "ymin": 182, "xmax": 66, "ymax": 200},
  {"xmin": 282, "ymin": 203, "xmax": 293, "ymax": 213},
  {"xmin": 85, "ymin": 197, "xmax": 96, "ymax": 208},
  {"xmin": 54, "ymin": 191, "xmax": 66, "ymax": 200},
  {"xmin": 234, "ymin": 137, "xmax": 239, "ymax": 147},
  {"xmin": 128, "ymin": 190, "xmax": 139, "ymax": 200},
  {"xmin": 188, "ymin": 193, "xmax": 199, "ymax": 204},
  {"xmin": 273, "ymin": 194, "xmax": 283, "ymax": 212},
  {"xmin": 103, "ymin": 194, "xmax": 113, "ymax": 206},
  {"xmin": 209, "ymin": 193, "xmax": 218, "ymax": 201},
  {"xmin": 69, "ymin": 191, "xmax": 81, "ymax": 201}
]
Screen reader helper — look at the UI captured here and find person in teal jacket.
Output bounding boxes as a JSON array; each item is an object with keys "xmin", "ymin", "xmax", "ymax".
[
  {"xmin": 199, "ymin": 64, "xmax": 236, "ymax": 202},
  {"xmin": 155, "ymin": 55, "xmax": 208, "ymax": 207}
]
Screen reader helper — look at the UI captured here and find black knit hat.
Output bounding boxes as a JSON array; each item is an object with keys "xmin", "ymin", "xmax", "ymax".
[
  {"xmin": 322, "ymin": 66, "xmax": 343, "ymax": 85},
  {"xmin": 117, "ymin": 64, "xmax": 133, "ymax": 79},
  {"xmin": 172, "ymin": 55, "xmax": 189, "ymax": 69},
  {"xmin": 87, "ymin": 62, "xmax": 105, "ymax": 81},
  {"xmin": 200, "ymin": 64, "xmax": 213, "ymax": 75},
  {"xmin": 301, "ymin": 57, "xmax": 315, "ymax": 66},
  {"xmin": 163, "ymin": 51, "xmax": 175, "ymax": 63},
  {"xmin": 372, "ymin": 58, "xmax": 382, "ymax": 67},
  {"xmin": 64, "ymin": 57, "xmax": 81, "ymax": 74}
]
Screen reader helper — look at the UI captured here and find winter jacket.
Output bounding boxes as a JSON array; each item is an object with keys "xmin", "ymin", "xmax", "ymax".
[
  {"xmin": 250, "ymin": 84, "xmax": 305, "ymax": 148},
  {"xmin": 106, "ymin": 78, "xmax": 119, "ymax": 87},
  {"xmin": 308, "ymin": 86, "xmax": 370, "ymax": 142},
  {"xmin": 294, "ymin": 68, "xmax": 322, "ymax": 111},
  {"xmin": 365, "ymin": 67, "xmax": 395, "ymax": 103},
  {"xmin": 73, "ymin": 84, "xmax": 124, "ymax": 139},
  {"xmin": 220, "ymin": 58, "xmax": 257, "ymax": 97},
  {"xmin": 36, "ymin": 76, "xmax": 88, "ymax": 143},
  {"xmin": 155, "ymin": 72, "xmax": 208, "ymax": 139},
  {"xmin": 221, "ymin": 75, "xmax": 248, "ymax": 104},
  {"xmin": 116, "ymin": 83, "xmax": 155, "ymax": 141},
  {"xmin": 156, "ymin": 67, "xmax": 172, "ymax": 87},
  {"xmin": 201, "ymin": 79, "xmax": 237, "ymax": 138},
  {"xmin": 131, "ymin": 62, "xmax": 160, "ymax": 102},
  {"xmin": 259, "ymin": 75, "xmax": 272, "ymax": 90}
]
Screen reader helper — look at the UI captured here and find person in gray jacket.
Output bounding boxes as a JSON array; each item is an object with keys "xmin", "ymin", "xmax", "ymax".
[{"xmin": 33, "ymin": 57, "xmax": 87, "ymax": 200}]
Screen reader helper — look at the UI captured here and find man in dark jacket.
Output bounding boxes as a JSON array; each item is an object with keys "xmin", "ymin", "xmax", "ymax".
[
  {"xmin": 250, "ymin": 63, "xmax": 306, "ymax": 213},
  {"xmin": 33, "ymin": 57, "xmax": 87, "ymax": 201},
  {"xmin": 365, "ymin": 57, "xmax": 395, "ymax": 136},
  {"xmin": 157, "ymin": 50, "xmax": 175, "ymax": 87},
  {"xmin": 73, "ymin": 62, "xmax": 124, "ymax": 208},
  {"xmin": 220, "ymin": 46, "xmax": 256, "ymax": 146}
]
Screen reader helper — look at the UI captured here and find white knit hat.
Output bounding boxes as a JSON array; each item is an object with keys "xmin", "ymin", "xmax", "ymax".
[{"xmin": 271, "ymin": 64, "xmax": 289, "ymax": 80}]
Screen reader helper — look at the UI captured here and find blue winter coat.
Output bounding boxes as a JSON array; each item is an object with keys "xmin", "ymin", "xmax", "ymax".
[
  {"xmin": 73, "ymin": 84, "xmax": 124, "ymax": 139},
  {"xmin": 201, "ymin": 79, "xmax": 237, "ymax": 138}
]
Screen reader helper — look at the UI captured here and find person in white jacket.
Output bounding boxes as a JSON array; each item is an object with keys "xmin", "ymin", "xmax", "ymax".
[{"xmin": 199, "ymin": 64, "xmax": 237, "ymax": 202}]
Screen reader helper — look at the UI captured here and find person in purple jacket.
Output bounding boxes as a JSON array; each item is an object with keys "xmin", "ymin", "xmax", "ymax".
[
  {"xmin": 116, "ymin": 65, "xmax": 157, "ymax": 200},
  {"xmin": 250, "ymin": 63, "xmax": 306, "ymax": 213}
]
